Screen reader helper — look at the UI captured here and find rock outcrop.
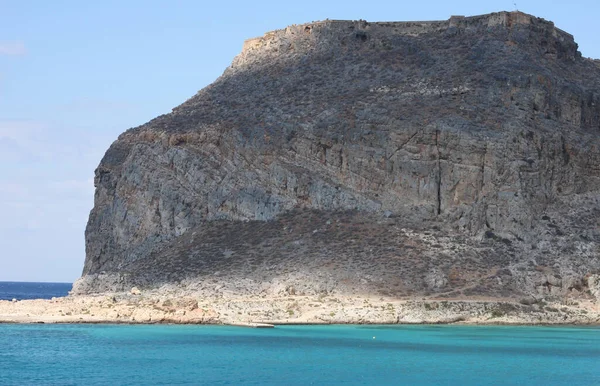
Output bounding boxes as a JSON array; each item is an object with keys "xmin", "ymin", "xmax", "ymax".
[{"xmin": 76, "ymin": 11, "xmax": 600, "ymax": 304}]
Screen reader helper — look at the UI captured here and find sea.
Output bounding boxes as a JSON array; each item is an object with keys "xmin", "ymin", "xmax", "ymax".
[
  {"xmin": 1, "ymin": 284, "xmax": 599, "ymax": 385},
  {"xmin": 0, "ymin": 281, "xmax": 72, "ymax": 301}
]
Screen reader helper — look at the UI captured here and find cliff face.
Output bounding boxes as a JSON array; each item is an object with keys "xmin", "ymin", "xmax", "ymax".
[{"xmin": 77, "ymin": 12, "xmax": 600, "ymax": 301}]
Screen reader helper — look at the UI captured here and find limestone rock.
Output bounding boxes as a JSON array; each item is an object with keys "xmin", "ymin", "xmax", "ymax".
[
  {"xmin": 588, "ymin": 275, "xmax": 600, "ymax": 302},
  {"xmin": 425, "ymin": 269, "xmax": 448, "ymax": 290},
  {"xmin": 75, "ymin": 12, "xmax": 600, "ymax": 302},
  {"xmin": 130, "ymin": 287, "xmax": 141, "ymax": 296}
]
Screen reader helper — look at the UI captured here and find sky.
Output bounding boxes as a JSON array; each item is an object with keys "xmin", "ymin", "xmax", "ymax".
[{"xmin": 0, "ymin": 0, "xmax": 598, "ymax": 282}]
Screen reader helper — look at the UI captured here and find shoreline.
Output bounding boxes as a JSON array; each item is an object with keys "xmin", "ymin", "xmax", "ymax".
[
  {"xmin": 1, "ymin": 294, "xmax": 598, "ymax": 327},
  {"xmin": 1, "ymin": 320, "xmax": 599, "ymax": 327}
]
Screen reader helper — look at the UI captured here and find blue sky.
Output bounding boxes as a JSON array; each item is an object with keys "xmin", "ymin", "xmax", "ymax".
[{"xmin": 1, "ymin": 0, "xmax": 598, "ymax": 282}]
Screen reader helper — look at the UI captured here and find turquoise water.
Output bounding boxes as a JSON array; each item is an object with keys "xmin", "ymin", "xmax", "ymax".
[{"xmin": 1, "ymin": 324, "xmax": 598, "ymax": 385}]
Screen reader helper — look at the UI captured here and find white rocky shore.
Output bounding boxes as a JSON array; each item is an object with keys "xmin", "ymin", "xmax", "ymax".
[{"xmin": 1, "ymin": 290, "xmax": 598, "ymax": 326}]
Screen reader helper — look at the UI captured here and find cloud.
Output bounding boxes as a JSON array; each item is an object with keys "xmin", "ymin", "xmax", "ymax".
[{"xmin": 0, "ymin": 41, "xmax": 26, "ymax": 56}]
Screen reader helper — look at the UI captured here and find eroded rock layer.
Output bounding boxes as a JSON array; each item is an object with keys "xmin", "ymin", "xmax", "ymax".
[{"xmin": 77, "ymin": 12, "xmax": 600, "ymax": 303}]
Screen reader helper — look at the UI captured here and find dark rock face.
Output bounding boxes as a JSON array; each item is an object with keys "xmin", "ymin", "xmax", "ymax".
[{"xmin": 78, "ymin": 12, "xmax": 600, "ymax": 300}]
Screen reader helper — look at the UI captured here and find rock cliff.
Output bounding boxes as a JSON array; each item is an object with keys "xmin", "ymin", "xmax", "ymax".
[{"xmin": 75, "ymin": 11, "xmax": 600, "ymax": 304}]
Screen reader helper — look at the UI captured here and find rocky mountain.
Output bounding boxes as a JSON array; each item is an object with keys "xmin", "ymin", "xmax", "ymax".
[{"xmin": 74, "ymin": 11, "xmax": 600, "ymax": 303}]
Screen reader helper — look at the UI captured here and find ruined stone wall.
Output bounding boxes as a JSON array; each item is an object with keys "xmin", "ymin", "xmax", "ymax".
[{"xmin": 235, "ymin": 12, "xmax": 576, "ymax": 70}]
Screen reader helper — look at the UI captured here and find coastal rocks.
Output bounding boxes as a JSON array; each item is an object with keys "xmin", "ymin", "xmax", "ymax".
[
  {"xmin": 588, "ymin": 275, "xmax": 600, "ymax": 302},
  {"xmin": 72, "ymin": 273, "xmax": 132, "ymax": 295},
  {"xmin": 1, "ymin": 294, "xmax": 598, "ymax": 326},
  {"xmin": 130, "ymin": 287, "xmax": 141, "ymax": 295},
  {"xmin": 76, "ymin": 11, "xmax": 600, "ymax": 306}
]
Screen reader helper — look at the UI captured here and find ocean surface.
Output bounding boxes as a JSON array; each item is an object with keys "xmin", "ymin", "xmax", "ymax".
[
  {"xmin": 0, "ymin": 324, "xmax": 598, "ymax": 385},
  {"xmin": 0, "ymin": 281, "xmax": 72, "ymax": 301}
]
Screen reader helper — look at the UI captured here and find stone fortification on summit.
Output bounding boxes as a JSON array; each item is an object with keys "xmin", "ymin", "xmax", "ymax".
[{"xmin": 236, "ymin": 12, "xmax": 575, "ymax": 66}]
